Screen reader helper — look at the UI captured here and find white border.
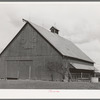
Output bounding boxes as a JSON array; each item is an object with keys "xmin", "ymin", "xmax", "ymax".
[
  {"xmin": 0, "ymin": 2, "xmax": 100, "ymax": 99},
  {"xmin": 0, "ymin": 2, "xmax": 100, "ymax": 4},
  {"xmin": 0, "ymin": 89, "xmax": 99, "ymax": 99}
]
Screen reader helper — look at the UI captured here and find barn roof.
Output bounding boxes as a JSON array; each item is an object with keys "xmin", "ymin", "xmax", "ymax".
[
  {"xmin": 0, "ymin": 19, "xmax": 94, "ymax": 63},
  {"xmin": 70, "ymin": 62, "xmax": 94, "ymax": 70},
  {"xmin": 27, "ymin": 21, "xmax": 94, "ymax": 63}
]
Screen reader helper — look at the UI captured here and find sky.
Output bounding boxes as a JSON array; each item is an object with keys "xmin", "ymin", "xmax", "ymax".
[{"xmin": 0, "ymin": 2, "xmax": 100, "ymax": 71}]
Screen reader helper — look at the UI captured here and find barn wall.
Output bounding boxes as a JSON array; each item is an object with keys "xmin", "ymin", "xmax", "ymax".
[
  {"xmin": 0, "ymin": 23, "xmax": 63, "ymax": 81},
  {"xmin": 0, "ymin": 57, "xmax": 6, "ymax": 78}
]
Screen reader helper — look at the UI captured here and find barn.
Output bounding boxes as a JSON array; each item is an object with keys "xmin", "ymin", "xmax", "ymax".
[{"xmin": 0, "ymin": 19, "xmax": 95, "ymax": 82}]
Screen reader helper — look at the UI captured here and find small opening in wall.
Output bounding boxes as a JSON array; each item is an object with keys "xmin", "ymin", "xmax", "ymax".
[{"xmin": 7, "ymin": 78, "xmax": 18, "ymax": 80}]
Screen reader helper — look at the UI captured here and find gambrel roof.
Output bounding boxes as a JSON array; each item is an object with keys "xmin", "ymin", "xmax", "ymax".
[{"xmin": 0, "ymin": 19, "xmax": 94, "ymax": 63}]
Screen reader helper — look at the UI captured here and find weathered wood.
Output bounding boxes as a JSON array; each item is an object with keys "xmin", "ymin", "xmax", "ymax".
[
  {"xmin": 0, "ymin": 23, "xmax": 63, "ymax": 81},
  {"xmin": 7, "ymin": 61, "xmax": 19, "ymax": 79},
  {"xmin": 19, "ymin": 61, "xmax": 32, "ymax": 79}
]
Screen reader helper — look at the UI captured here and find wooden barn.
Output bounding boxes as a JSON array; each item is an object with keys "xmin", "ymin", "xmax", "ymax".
[{"xmin": 0, "ymin": 19, "xmax": 95, "ymax": 82}]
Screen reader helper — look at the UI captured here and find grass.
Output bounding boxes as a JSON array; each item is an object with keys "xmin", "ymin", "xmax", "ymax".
[{"xmin": 0, "ymin": 80, "xmax": 100, "ymax": 89}]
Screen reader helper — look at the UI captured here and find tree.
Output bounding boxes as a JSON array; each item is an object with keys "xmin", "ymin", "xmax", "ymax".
[{"xmin": 47, "ymin": 62, "xmax": 67, "ymax": 81}]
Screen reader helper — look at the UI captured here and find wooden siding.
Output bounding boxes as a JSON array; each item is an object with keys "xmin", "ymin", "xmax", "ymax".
[
  {"xmin": 0, "ymin": 23, "xmax": 63, "ymax": 81},
  {"xmin": 0, "ymin": 58, "xmax": 6, "ymax": 78},
  {"xmin": 7, "ymin": 61, "xmax": 19, "ymax": 79},
  {"xmin": 19, "ymin": 61, "xmax": 32, "ymax": 79}
]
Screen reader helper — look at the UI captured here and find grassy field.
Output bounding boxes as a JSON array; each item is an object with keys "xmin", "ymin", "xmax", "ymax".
[{"xmin": 0, "ymin": 80, "xmax": 100, "ymax": 89}]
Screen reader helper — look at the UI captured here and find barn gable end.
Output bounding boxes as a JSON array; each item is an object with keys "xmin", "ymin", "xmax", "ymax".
[{"xmin": 0, "ymin": 22, "xmax": 63, "ymax": 81}]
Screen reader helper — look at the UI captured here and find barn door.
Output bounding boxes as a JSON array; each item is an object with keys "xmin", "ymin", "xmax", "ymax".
[
  {"xmin": 7, "ymin": 61, "xmax": 19, "ymax": 79},
  {"xmin": 19, "ymin": 61, "xmax": 32, "ymax": 79}
]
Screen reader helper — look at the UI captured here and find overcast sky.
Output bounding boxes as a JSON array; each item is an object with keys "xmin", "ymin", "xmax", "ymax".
[{"xmin": 0, "ymin": 2, "xmax": 100, "ymax": 71}]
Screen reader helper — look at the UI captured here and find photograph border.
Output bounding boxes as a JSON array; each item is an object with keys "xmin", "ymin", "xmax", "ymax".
[{"xmin": 0, "ymin": 0, "xmax": 99, "ymax": 99}]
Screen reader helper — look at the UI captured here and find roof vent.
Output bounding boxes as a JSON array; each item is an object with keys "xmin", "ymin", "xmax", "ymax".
[{"xmin": 50, "ymin": 26, "xmax": 59, "ymax": 34}]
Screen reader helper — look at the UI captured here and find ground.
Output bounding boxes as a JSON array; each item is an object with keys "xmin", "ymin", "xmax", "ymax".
[{"xmin": 0, "ymin": 80, "xmax": 100, "ymax": 89}]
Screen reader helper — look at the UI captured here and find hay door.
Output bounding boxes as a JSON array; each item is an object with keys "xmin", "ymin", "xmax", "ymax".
[{"xmin": 19, "ymin": 60, "xmax": 32, "ymax": 80}]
